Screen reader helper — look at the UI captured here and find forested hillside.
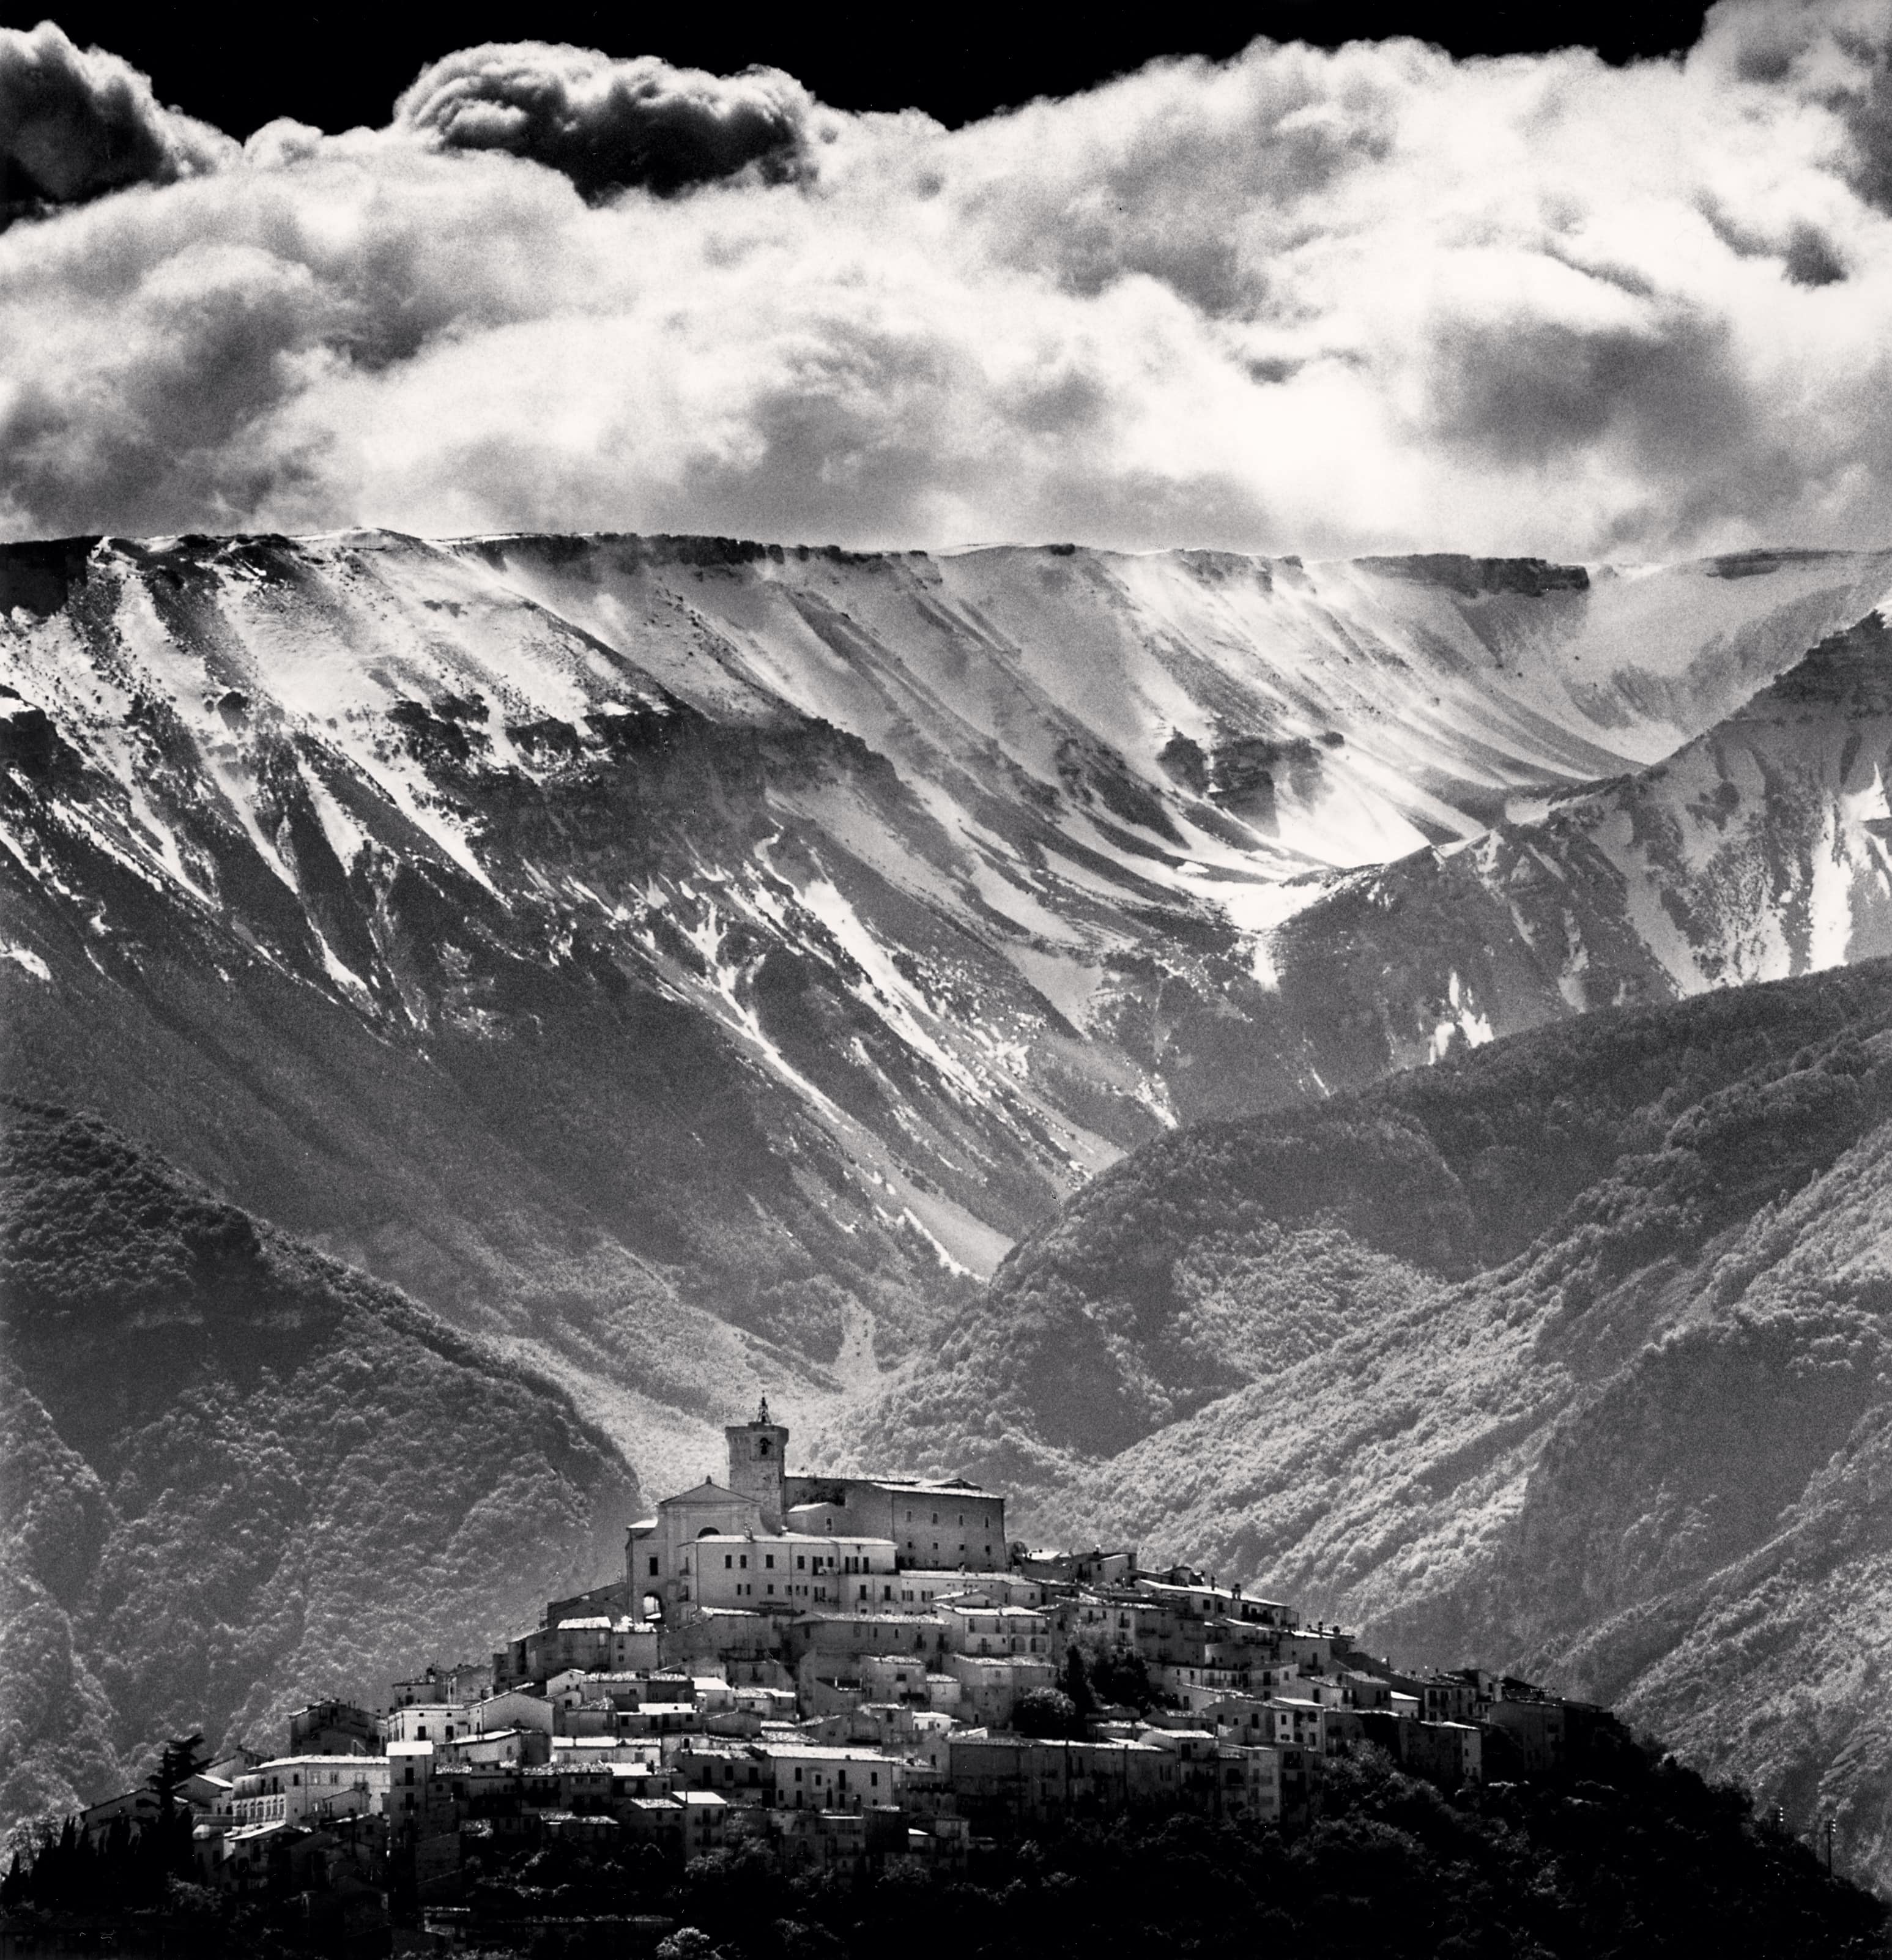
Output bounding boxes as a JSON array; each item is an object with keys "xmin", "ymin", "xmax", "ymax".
[
  {"xmin": 0, "ymin": 1101, "xmax": 638, "ymax": 1841},
  {"xmin": 853, "ymin": 958, "xmax": 1892, "ymax": 1477},
  {"xmin": 842, "ymin": 958, "xmax": 1892, "ymax": 1879}
]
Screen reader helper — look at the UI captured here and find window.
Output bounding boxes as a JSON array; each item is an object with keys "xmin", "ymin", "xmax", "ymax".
[
  {"xmin": 796, "ymin": 1556, "xmax": 806, "ymax": 1570},
  {"xmin": 765, "ymin": 1554, "xmax": 774, "ymax": 1569},
  {"xmin": 740, "ymin": 1555, "xmax": 748, "ymax": 1569},
  {"xmin": 725, "ymin": 1555, "xmax": 733, "ymax": 1568},
  {"xmin": 759, "ymin": 1437, "xmax": 772, "ymax": 1457},
  {"xmin": 650, "ymin": 1557, "xmax": 660, "ymax": 1576}
]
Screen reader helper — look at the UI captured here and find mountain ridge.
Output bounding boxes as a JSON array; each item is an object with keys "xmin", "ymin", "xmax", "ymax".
[
  {"xmin": 5, "ymin": 525, "xmax": 1892, "ymax": 1478},
  {"xmin": 13, "ymin": 529, "xmax": 1892, "ymax": 1869},
  {"xmin": 1248, "ymin": 608, "xmax": 1892, "ymax": 1094}
]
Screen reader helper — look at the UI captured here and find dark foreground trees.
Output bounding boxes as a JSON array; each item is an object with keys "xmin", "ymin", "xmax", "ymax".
[
  {"xmin": 419, "ymin": 1743, "xmax": 1892, "ymax": 1959},
  {"xmin": 662, "ymin": 1748, "xmax": 1886, "ymax": 1960},
  {"xmin": 5, "ymin": 1740, "xmax": 1885, "ymax": 1959},
  {"xmin": 1, "ymin": 1805, "xmax": 195, "ymax": 1914}
]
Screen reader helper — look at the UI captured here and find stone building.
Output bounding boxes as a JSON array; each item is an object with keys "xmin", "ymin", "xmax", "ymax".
[
  {"xmin": 626, "ymin": 1400, "xmax": 1004, "ymax": 1616},
  {"xmin": 785, "ymin": 1476, "xmax": 1007, "ymax": 1571}
]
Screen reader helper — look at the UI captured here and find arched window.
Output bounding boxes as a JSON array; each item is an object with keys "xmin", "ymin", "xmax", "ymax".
[{"xmin": 758, "ymin": 1438, "xmax": 772, "ymax": 1458}]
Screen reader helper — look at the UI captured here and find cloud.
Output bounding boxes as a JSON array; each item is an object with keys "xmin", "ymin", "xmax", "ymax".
[
  {"xmin": 0, "ymin": 20, "xmax": 234, "ymax": 225},
  {"xmin": 1694, "ymin": 0, "xmax": 1892, "ymax": 208},
  {"xmin": 6, "ymin": 6, "xmax": 1892, "ymax": 558},
  {"xmin": 391, "ymin": 42, "xmax": 823, "ymax": 196}
]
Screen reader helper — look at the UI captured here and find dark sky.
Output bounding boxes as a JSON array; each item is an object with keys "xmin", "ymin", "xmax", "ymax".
[{"xmin": 41, "ymin": 2, "xmax": 1716, "ymax": 138}]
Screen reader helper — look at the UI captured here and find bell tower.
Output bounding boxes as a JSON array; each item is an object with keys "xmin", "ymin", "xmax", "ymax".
[{"xmin": 725, "ymin": 1395, "xmax": 788, "ymax": 1531}]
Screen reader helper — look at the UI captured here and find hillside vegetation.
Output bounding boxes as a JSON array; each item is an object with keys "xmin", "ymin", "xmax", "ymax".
[
  {"xmin": 844, "ymin": 957, "xmax": 1892, "ymax": 1882},
  {"xmin": 853, "ymin": 957, "xmax": 1892, "ymax": 1474},
  {"xmin": 0, "ymin": 1101, "xmax": 638, "ymax": 1841},
  {"xmin": 668, "ymin": 1747, "xmax": 1886, "ymax": 1960}
]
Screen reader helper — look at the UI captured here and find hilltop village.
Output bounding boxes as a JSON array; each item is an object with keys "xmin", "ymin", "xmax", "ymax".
[{"xmin": 44, "ymin": 1406, "xmax": 1623, "ymax": 1918}]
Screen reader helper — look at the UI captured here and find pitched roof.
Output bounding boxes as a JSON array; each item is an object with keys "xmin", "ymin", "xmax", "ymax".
[{"xmin": 659, "ymin": 1481, "xmax": 762, "ymax": 1511}]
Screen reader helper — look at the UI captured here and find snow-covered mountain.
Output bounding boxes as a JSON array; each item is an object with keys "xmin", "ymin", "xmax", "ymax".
[
  {"xmin": 3, "ymin": 528, "xmax": 1890, "ymax": 1467},
  {"xmin": 1252, "ymin": 609, "xmax": 1892, "ymax": 1094}
]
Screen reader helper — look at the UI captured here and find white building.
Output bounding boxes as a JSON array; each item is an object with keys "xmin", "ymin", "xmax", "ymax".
[
  {"xmin": 228, "ymin": 1756, "xmax": 391, "ymax": 1828},
  {"xmin": 941, "ymin": 1603, "xmax": 1051, "ymax": 1658},
  {"xmin": 785, "ymin": 1479, "xmax": 1007, "ymax": 1572},
  {"xmin": 763, "ymin": 1743, "xmax": 905, "ymax": 1812},
  {"xmin": 436, "ymin": 1730, "xmax": 533, "ymax": 1768},
  {"xmin": 947, "ymin": 1653, "xmax": 1057, "ymax": 1725},
  {"xmin": 1137, "ymin": 1579, "xmax": 1289, "ymax": 1628},
  {"xmin": 1258, "ymin": 1698, "xmax": 1327, "ymax": 1752},
  {"xmin": 472, "ymin": 1689, "xmax": 554, "ymax": 1737},
  {"xmin": 382, "ymin": 1702, "xmax": 470, "ymax": 1747},
  {"xmin": 387, "ymin": 1740, "xmax": 434, "ymax": 1822},
  {"xmin": 550, "ymin": 1735, "xmax": 665, "ymax": 1767},
  {"xmin": 689, "ymin": 1531, "xmax": 897, "ymax": 1611},
  {"xmin": 628, "ymin": 1402, "xmax": 1007, "ymax": 1616},
  {"xmin": 1219, "ymin": 1742, "xmax": 1297, "ymax": 1823},
  {"xmin": 671, "ymin": 1740, "xmax": 773, "ymax": 1804},
  {"xmin": 883, "ymin": 1572, "xmax": 987, "ymax": 1612},
  {"xmin": 392, "ymin": 1663, "xmax": 491, "ymax": 1707}
]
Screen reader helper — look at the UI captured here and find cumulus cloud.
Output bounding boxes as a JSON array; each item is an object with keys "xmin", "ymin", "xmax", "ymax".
[
  {"xmin": 0, "ymin": 19, "xmax": 234, "ymax": 225},
  {"xmin": 6, "ymin": 4, "xmax": 1892, "ymax": 559},
  {"xmin": 1697, "ymin": 0, "xmax": 1892, "ymax": 208},
  {"xmin": 392, "ymin": 42, "xmax": 823, "ymax": 196}
]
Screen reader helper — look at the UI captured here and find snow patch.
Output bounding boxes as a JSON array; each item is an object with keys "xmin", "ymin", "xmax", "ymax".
[
  {"xmin": 1557, "ymin": 913, "xmax": 1590, "ymax": 1012},
  {"xmin": 901, "ymin": 1208, "xmax": 973, "ymax": 1277},
  {"xmin": 1432, "ymin": 971, "xmax": 1495, "ymax": 1060},
  {"xmin": 302, "ymin": 763, "xmax": 370, "ymax": 870},
  {"xmin": 310, "ymin": 925, "xmax": 372, "ymax": 1001},
  {"xmin": 798, "ymin": 875, "xmax": 983, "ymax": 1098}
]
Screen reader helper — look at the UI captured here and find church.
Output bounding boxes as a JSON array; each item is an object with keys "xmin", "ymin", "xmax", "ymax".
[{"xmin": 626, "ymin": 1400, "xmax": 1008, "ymax": 1618}]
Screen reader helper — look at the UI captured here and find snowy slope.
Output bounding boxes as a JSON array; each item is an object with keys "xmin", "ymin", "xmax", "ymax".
[
  {"xmin": 3, "ymin": 528, "xmax": 1890, "ymax": 1456},
  {"xmin": 1255, "ymin": 609, "xmax": 1892, "ymax": 1095}
]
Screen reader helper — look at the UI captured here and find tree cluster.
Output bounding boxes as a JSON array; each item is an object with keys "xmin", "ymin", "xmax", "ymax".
[{"xmin": 1, "ymin": 1735, "xmax": 207, "ymax": 1914}]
